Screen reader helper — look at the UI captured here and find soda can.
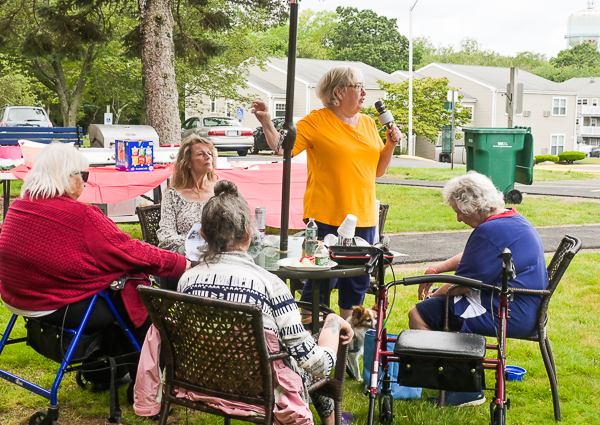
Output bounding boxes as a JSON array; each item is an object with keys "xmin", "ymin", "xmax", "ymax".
[{"xmin": 255, "ymin": 207, "xmax": 266, "ymax": 235}]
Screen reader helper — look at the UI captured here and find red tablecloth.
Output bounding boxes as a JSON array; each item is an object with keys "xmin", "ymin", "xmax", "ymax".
[
  {"xmin": 217, "ymin": 162, "xmax": 307, "ymax": 229},
  {"xmin": 10, "ymin": 164, "xmax": 175, "ymax": 204},
  {"xmin": 7, "ymin": 162, "xmax": 308, "ymax": 228}
]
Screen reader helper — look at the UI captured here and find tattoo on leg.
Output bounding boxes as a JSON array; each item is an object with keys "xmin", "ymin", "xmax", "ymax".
[{"xmin": 322, "ymin": 316, "xmax": 341, "ymax": 334}]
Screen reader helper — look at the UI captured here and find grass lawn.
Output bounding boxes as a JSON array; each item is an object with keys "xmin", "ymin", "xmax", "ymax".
[
  {"xmin": 579, "ymin": 157, "xmax": 600, "ymax": 164},
  {"xmin": 0, "ymin": 252, "xmax": 598, "ymax": 424},
  {"xmin": 377, "ymin": 185, "xmax": 600, "ymax": 233},
  {"xmin": 384, "ymin": 167, "xmax": 597, "ymax": 182}
]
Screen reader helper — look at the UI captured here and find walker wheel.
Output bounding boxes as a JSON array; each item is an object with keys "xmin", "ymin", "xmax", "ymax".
[
  {"xmin": 29, "ymin": 410, "xmax": 57, "ymax": 425},
  {"xmin": 378, "ymin": 394, "xmax": 394, "ymax": 424},
  {"xmin": 491, "ymin": 403, "xmax": 506, "ymax": 425}
]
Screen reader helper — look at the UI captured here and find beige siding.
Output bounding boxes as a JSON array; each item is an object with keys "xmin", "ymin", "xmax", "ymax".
[
  {"xmin": 494, "ymin": 93, "xmax": 577, "ymax": 155},
  {"xmin": 414, "ymin": 136, "xmax": 436, "ymax": 160},
  {"xmin": 419, "ymin": 65, "xmax": 495, "ymax": 126}
]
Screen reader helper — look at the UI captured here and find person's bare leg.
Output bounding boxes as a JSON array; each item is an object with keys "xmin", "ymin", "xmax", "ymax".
[
  {"xmin": 339, "ymin": 308, "xmax": 352, "ymax": 321},
  {"xmin": 321, "ymin": 413, "xmax": 335, "ymax": 425},
  {"xmin": 408, "ymin": 307, "xmax": 432, "ymax": 330}
]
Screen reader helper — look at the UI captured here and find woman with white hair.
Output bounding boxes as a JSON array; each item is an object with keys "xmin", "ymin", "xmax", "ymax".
[
  {"xmin": 408, "ymin": 171, "xmax": 547, "ymax": 407},
  {"xmin": 251, "ymin": 66, "xmax": 402, "ymax": 320},
  {"xmin": 0, "ymin": 143, "xmax": 189, "ymax": 388}
]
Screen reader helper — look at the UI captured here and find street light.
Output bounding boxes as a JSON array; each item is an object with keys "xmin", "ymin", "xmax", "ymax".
[{"xmin": 408, "ymin": 0, "xmax": 420, "ymax": 156}]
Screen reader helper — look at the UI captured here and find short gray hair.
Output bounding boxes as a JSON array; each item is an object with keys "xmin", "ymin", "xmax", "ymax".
[
  {"xmin": 316, "ymin": 66, "xmax": 364, "ymax": 108},
  {"xmin": 21, "ymin": 143, "xmax": 89, "ymax": 199},
  {"xmin": 443, "ymin": 171, "xmax": 505, "ymax": 216}
]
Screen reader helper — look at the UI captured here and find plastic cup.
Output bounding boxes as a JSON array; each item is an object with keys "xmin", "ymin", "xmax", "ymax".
[{"xmin": 338, "ymin": 214, "xmax": 357, "ymax": 239}]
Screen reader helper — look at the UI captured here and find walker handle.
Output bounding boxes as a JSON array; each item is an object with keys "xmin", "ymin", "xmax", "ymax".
[{"xmin": 399, "ymin": 274, "xmax": 484, "ymax": 290}]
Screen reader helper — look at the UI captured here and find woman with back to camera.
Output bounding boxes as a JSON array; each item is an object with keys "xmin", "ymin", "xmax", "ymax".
[
  {"xmin": 0, "ymin": 142, "xmax": 190, "ymax": 389},
  {"xmin": 156, "ymin": 135, "xmax": 218, "ymax": 253},
  {"xmin": 179, "ymin": 180, "xmax": 354, "ymax": 425},
  {"xmin": 252, "ymin": 65, "xmax": 402, "ymax": 320}
]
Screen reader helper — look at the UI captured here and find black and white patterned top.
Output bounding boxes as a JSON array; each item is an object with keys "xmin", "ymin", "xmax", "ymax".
[
  {"xmin": 156, "ymin": 187, "xmax": 207, "ymax": 251},
  {"xmin": 177, "ymin": 251, "xmax": 336, "ymax": 378}
]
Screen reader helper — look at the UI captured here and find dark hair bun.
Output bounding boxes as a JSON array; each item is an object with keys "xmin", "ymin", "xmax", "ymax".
[{"xmin": 214, "ymin": 180, "xmax": 239, "ymax": 196}]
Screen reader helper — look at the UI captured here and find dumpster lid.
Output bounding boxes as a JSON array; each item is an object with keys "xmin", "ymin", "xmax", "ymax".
[{"xmin": 463, "ymin": 127, "xmax": 528, "ymax": 134}]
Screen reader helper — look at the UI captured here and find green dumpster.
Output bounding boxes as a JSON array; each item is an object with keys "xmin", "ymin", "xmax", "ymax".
[{"xmin": 463, "ymin": 127, "xmax": 534, "ymax": 204}]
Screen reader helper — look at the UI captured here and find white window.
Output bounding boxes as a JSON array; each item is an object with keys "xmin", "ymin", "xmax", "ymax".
[
  {"xmin": 582, "ymin": 98, "xmax": 589, "ymax": 105},
  {"xmin": 210, "ymin": 98, "xmax": 216, "ymax": 113},
  {"xmin": 590, "ymin": 139, "xmax": 599, "ymax": 146},
  {"xmin": 578, "ymin": 98, "xmax": 582, "ymax": 105},
  {"xmin": 593, "ymin": 98, "xmax": 598, "ymax": 106},
  {"xmin": 226, "ymin": 101, "xmax": 234, "ymax": 117},
  {"xmin": 552, "ymin": 98, "xmax": 567, "ymax": 116},
  {"xmin": 592, "ymin": 118, "xmax": 598, "ymax": 127},
  {"xmin": 462, "ymin": 105, "xmax": 474, "ymax": 123},
  {"xmin": 274, "ymin": 102, "xmax": 286, "ymax": 118},
  {"xmin": 551, "ymin": 134, "xmax": 565, "ymax": 156}
]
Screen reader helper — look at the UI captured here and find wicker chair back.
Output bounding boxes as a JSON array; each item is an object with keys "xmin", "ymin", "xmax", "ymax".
[
  {"xmin": 137, "ymin": 286, "xmax": 277, "ymax": 424},
  {"xmin": 136, "ymin": 204, "xmax": 162, "ymax": 247},
  {"xmin": 538, "ymin": 234, "xmax": 581, "ymax": 327}
]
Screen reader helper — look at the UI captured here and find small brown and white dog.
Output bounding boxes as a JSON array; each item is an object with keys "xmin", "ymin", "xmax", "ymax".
[{"xmin": 347, "ymin": 305, "xmax": 378, "ymax": 382}]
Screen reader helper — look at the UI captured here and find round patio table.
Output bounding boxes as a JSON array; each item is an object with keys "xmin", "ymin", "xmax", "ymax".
[{"xmin": 248, "ymin": 236, "xmax": 367, "ymax": 333}]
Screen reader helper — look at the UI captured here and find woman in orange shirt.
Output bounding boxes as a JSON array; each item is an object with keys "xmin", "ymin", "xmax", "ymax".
[{"xmin": 252, "ymin": 66, "xmax": 401, "ymax": 319}]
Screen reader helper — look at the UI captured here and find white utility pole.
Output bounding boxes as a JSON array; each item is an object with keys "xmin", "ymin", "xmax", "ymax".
[{"xmin": 408, "ymin": 0, "xmax": 420, "ymax": 156}]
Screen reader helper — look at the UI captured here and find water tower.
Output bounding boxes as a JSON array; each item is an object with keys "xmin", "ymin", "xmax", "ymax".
[{"xmin": 566, "ymin": 0, "xmax": 600, "ymax": 50}]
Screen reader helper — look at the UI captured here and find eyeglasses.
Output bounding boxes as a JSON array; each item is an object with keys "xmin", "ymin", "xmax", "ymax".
[
  {"xmin": 73, "ymin": 171, "xmax": 90, "ymax": 183},
  {"xmin": 346, "ymin": 84, "xmax": 364, "ymax": 92}
]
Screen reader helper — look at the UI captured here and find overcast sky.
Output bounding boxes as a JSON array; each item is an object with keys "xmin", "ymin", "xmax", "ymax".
[{"xmin": 299, "ymin": 0, "xmax": 594, "ymax": 59}]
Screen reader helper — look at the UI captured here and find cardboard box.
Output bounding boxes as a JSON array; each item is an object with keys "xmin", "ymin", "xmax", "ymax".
[{"xmin": 115, "ymin": 140, "xmax": 154, "ymax": 172}]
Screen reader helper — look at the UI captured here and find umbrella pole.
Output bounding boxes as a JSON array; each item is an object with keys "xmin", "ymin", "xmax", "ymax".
[{"xmin": 279, "ymin": 0, "xmax": 299, "ymax": 253}]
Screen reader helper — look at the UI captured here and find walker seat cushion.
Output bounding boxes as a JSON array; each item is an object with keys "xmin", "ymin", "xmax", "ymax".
[{"xmin": 394, "ymin": 330, "xmax": 486, "ymax": 360}]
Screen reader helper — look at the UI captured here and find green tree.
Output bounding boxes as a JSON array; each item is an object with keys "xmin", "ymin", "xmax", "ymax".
[
  {"xmin": 125, "ymin": 0, "xmax": 288, "ymax": 144},
  {"xmin": 0, "ymin": 73, "xmax": 40, "ymax": 106},
  {"xmin": 419, "ymin": 37, "xmax": 516, "ymax": 68},
  {"xmin": 0, "ymin": 0, "xmax": 131, "ymax": 126},
  {"xmin": 324, "ymin": 7, "xmax": 415, "ymax": 73},
  {"xmin": 251, "ymin": 9, "xmax": 338, "ymax": 59},
  {"xmin": 552, "ymin": 42, "xmax": 600, "ymax": 68},
  {"xmin": 363, "ymin": 77, "xmax": 471, "ymax": 143}
]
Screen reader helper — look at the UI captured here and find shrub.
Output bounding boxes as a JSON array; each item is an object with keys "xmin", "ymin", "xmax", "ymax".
[
  {"xmin": 535, "ymin": 155, "xmax": 559, "ymax": 164},
  {"xmin": 558, "ymin": 151, "xmax": 586, "ymax": 164}
]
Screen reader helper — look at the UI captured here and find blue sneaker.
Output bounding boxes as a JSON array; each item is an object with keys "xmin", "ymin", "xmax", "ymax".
[{"xmin": 427, "ymin": 391, "xmax": 486, "ymax": 407}]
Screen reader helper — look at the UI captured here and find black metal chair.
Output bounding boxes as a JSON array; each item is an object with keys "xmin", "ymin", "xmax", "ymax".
[
  {"xmin": 137, "ymin": 286, "xmax": 349, "ymax": 425},
  {"xmin": 135, "ymin": 204, "xmax": 162, "ymax": 247},
  {"xmin": 510, "ymin": 234, "xmax": 581, "ymax": 421}
]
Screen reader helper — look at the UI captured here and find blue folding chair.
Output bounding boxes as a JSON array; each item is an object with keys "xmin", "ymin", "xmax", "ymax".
[{"xmin": 0, "ymin": 289, "xmax": 142, "ymax": 425}]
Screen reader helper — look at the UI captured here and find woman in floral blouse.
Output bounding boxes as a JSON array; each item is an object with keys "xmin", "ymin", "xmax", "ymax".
[{"xmin": 156, "ymin": 135, "xmax": 218, "ymax": 252}]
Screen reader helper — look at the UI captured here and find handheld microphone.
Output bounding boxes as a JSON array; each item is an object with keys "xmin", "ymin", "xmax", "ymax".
[
  {"xmin": 375, "ymin": 100, "xmax": 400, "ymax": 143},
  {"xmin": 375, "ymin": 100, "xmax": 394, "ymax": 129}
]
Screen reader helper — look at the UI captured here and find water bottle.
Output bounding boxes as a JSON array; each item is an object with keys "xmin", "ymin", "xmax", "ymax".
[
  {"xmin": 304, "ymin": 218, "xmax": 318, "ymax": 256},
  {"xmin": 314, "ymin": 241, "xmax": 329, "ymax": 266}
]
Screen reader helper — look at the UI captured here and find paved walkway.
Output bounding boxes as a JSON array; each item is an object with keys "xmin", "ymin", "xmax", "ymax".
[
  {"xmin": 388, "ymin": 224, "xmax": 600, "ymax": 265},
  {"xmin": 376, "ymin": 176, "xmax": 600, "ymax": 199}
]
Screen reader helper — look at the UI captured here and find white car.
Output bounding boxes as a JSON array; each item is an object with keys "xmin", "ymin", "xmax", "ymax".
[
  {"xmin": 434, "ymin": 144, "xmax": 467, "ymax": 164},
  {"xmin": 181, "ymin": 116, "xmax": 254, "ymax": 156}
]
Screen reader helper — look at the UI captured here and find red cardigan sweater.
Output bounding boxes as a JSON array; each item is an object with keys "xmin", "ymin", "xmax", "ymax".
[{"xmin": 0, "ymin": 194, "xmax": 187, "ymax": 327}]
